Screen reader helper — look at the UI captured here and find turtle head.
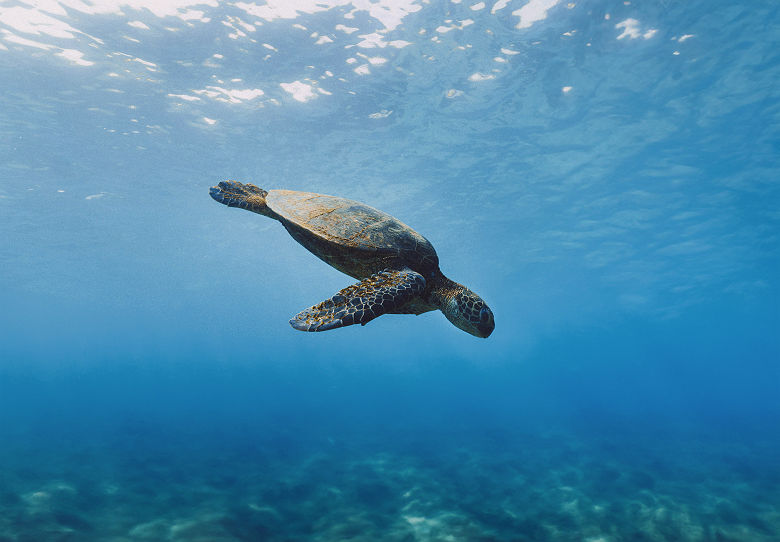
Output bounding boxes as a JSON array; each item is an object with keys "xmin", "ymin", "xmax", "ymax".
[{"xmin": 436, "ymin": 280, "xmax": 495, "ymax": 338}]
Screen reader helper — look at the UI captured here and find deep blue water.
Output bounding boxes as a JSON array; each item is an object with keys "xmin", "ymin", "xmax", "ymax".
[{"xmin": 1, "ymin": 0, "xmax": 779, "ymax": 540}]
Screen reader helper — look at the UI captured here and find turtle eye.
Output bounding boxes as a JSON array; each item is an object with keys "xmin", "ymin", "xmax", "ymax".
[{"xmin": 479, "ymin": 307, "xmax": 491, "ymax": 323}]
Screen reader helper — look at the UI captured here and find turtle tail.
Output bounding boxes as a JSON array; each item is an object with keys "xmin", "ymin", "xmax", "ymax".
[{"xmin": 210, "ymin": 180, "xmax": 271, "ymax": 216}]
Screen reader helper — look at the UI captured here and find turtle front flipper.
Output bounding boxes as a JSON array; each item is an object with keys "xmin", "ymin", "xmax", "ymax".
[
  {"xmin": 290, "ymin": 268, "xmax": 426, "ymax": 332},
  {"xmin": 209, "ymin": 180, "xmax": 270, "ymax": 215}
]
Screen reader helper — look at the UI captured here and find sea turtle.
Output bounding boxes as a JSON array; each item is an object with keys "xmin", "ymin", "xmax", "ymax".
[{"xmin": 209, "ymin": 180, "xmax": 495, "ymax": 338}]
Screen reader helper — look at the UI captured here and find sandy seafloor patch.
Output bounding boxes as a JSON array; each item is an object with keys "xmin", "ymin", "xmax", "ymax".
[{"xmin": 1, "ymin": 429, "xmax": 778, "ymax": 542}]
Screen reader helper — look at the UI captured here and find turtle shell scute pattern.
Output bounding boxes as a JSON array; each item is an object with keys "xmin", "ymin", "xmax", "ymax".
[
  {"xmin": 267, "ymin": 190, "xmax": 439, "ymax": 275},
  {"xmin": 290, "ymin": 268, "xmax": 426, "ymax": 332}
]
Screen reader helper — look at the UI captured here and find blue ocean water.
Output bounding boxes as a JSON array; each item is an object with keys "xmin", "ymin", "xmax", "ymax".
[{"xmin": 1, "ymin": 0, "xmax": 779, "ymax": 540}]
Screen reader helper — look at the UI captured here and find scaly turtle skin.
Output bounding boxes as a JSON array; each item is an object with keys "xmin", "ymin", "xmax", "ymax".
[{"xmin": 210, "ymin": 180, "xmax": 495, "ymax": 338}]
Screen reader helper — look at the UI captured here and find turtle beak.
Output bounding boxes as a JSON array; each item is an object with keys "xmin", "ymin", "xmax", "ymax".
[
  {"xmin": 477, "ymin": 320, "xmax": 495, "ymax": 338},
  {"xmin": 476, "ymin": 306, "xmax": 494, "ymax": 338}
]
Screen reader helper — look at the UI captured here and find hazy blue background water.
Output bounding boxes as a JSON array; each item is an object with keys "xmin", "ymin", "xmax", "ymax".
[{"xmin": 1, "ymin": 0, "xmax": 779, "ymax": 540}]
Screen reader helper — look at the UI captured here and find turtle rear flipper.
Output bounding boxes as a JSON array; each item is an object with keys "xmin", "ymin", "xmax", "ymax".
[
  {"xmin": 290, "ymin": 268, "xmax": 426, "ymax": 332},
  {"xmin": 209, "ymin": 180, "xmax": 270, "ymax": 215}
]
